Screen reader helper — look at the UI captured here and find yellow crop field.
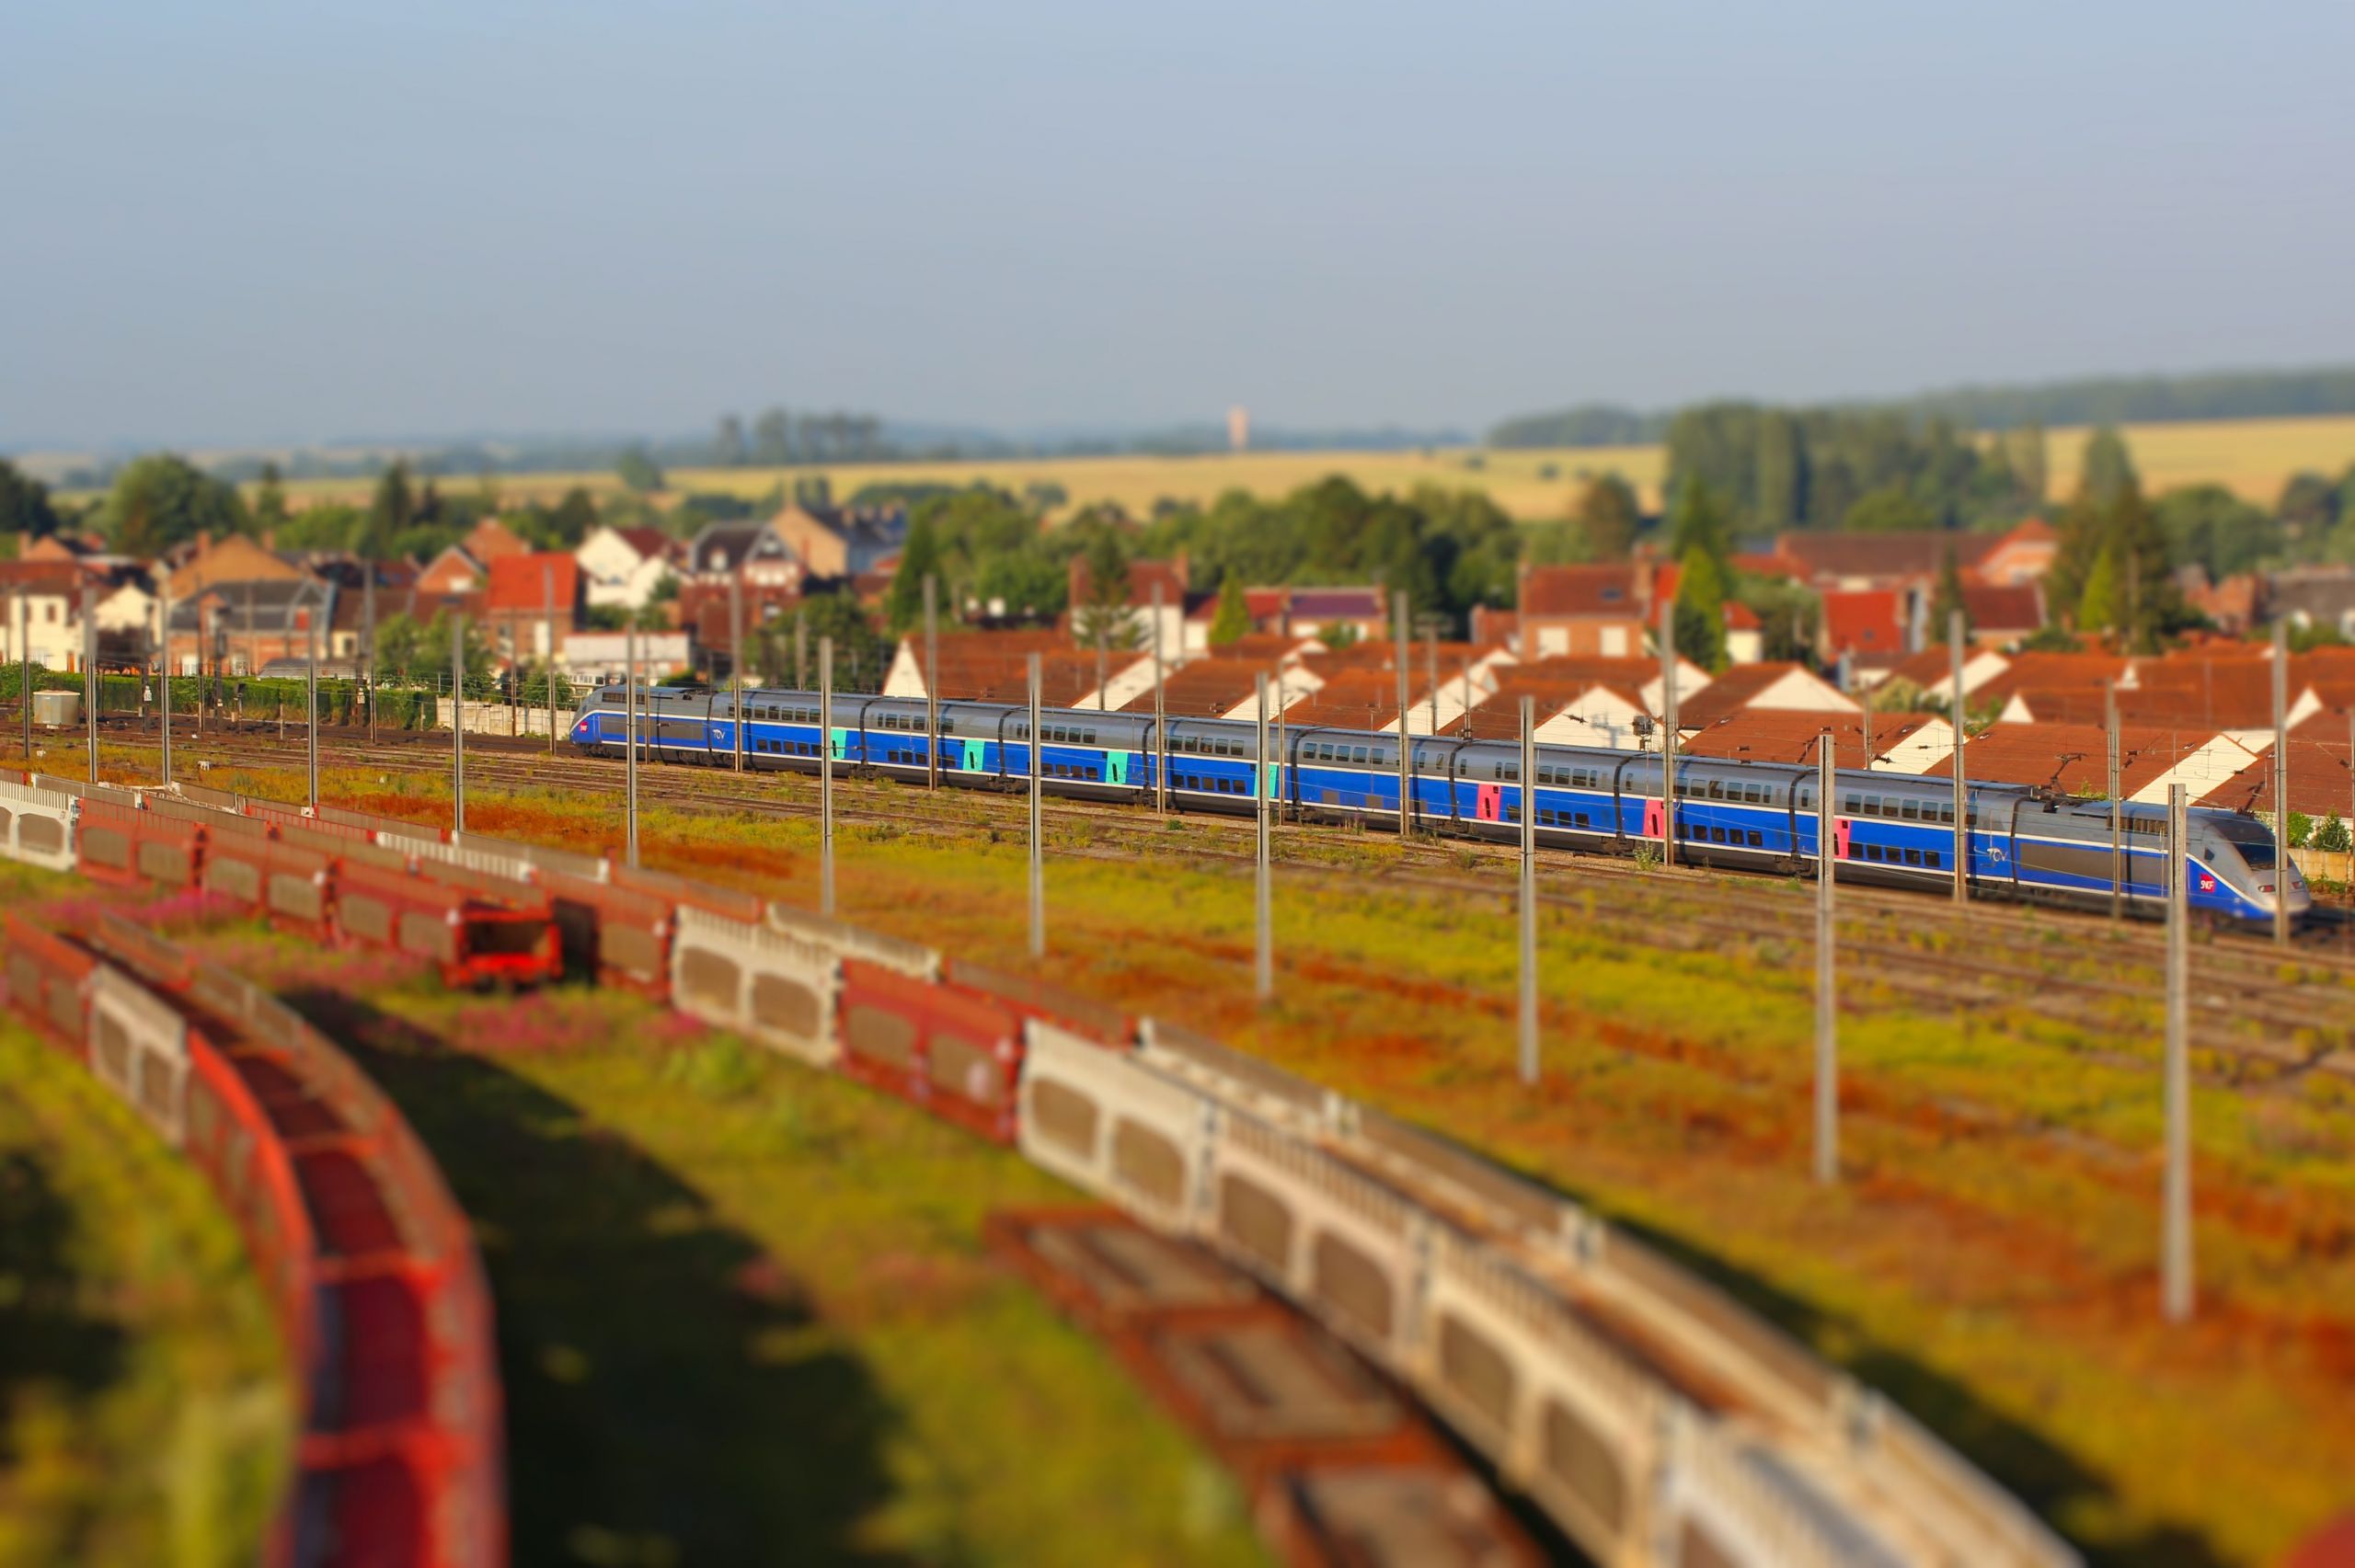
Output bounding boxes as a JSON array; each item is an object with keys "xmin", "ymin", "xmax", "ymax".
[{"xmin": 238, "ymin": 412, "xmax": 2355, "ymax": 524}]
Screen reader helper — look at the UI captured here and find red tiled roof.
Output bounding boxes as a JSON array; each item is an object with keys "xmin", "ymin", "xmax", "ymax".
[
  {"xmin": 1959, "ymin": 581, "xmax": 2043, "ymax": 632},
  {"xmin": 614, "ymin": 526, "xmax": 672, "ymax": 560},
  {"xmin": 1777, "ymin": 531, "xmax": 1995, "ymax": 582},
  {"xmin": 1679, "ymin": 711, "xmax": 1942, "ymax": 770},
  {"xmin": 485, "ymin": 553, "xmax": 580, "ymax": 613},
  {"xmin": 1925, "ymin": 721, "xmax": 2205, "ymax": 795},
  {"xmin": 1456, "ymin": 681, "xmax": 1646, "ymax": 740},
  {"xmin": 1117, "ymin": 657, "xmax": 1268, "ymax": 717},
  {"xmin": 1521, "ymin": 564, "xmax": 1647, "ymax": 619},
  {"xmin": 1821, "ymin": 589, "xmax": 1906, "ymax": 658},
  {"xmin": 1677, "ymin": 662, "xmax": 1845, "ymax": 727}
]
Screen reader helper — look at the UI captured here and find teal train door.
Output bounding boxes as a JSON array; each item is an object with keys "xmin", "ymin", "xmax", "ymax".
[
  {"xmin": 962, "ymin": 738, "xmax": 986, "ymax": 772},
  {"xmin": 1106, "ymin": 751, "xmax": 1129, "ymax": 786}
]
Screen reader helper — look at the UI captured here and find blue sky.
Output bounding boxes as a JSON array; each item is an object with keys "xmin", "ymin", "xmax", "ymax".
[{"xmin": 6, "ymin": 1, "xmax": 2352, "ymax": 449}]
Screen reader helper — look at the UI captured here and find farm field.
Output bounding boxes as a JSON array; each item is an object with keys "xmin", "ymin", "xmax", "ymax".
[
  {"xmin": 144, "ymin": 412, "xmax": 2355, "ymax": 523},
  {"xmin": 0, "ymin": 1003, "xmax": 287, "ymax": 1568},
  {"xmin": 144, "ymin": 921, "xmax": 1267, "ymax": 1568},
  {"xmin": 187, "ymin": 753, "xmax": 2355, "ymax": 1568}
]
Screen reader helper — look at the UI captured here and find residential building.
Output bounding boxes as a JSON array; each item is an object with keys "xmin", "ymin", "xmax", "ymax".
[
  {"xmin": 0, "ymin": 561, "xmax": 94, "ymax": 670},
  {"xmin": 416, "ymin": 544, "xmax": 488, "ymax": 597},
  {"xmin": 1677, "ymin": 711, "xmax": 1957, "ymax": 773},
  {"xmin": 765, "ymin": 501, "xmax": 905, "ymax": 582},
  {"xmin": 1069, "ymin": 556, "xmax": 1192, "ymax": 661},
  {"xmin": 685, "ymin": 518, "xmax": 807, "ymax": 593},
  {"xmin": 2267, "ymin": 567, "xmax": 2355, "ymax": 642},
  {"xmin": 1674, "ymin": 661, "xmax": 1859, "ymax": 732},
  {"xmin": 167, "ymin": 578, "xmax": 337, "ymax": 676},
  {"xmin": 485, "ymin": 554, "xmax": 585, "ymax": 666},
  {"xmin": 164, "ymin": 532, "xmax": 303, "ymax": 599},
  {"xmin": 1512, "ymin": 564, "xmax": 1655, "ymax": 658},
  {"xmin": 576, "ymin": 525, "xmax": 679, "ymax": 611},
  {"xmin": 462, "ymin": 516, "xmax": 531, "ymax": 565}
]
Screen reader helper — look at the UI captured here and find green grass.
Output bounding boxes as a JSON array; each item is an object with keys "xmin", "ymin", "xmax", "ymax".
[
  {"xmin": 171, "ymin": 946, "xmax": 1269, "ymax": 1568},
  {"xmin": 0, "ymin": 1022, "xmax": 288, "ymax": 1568}
]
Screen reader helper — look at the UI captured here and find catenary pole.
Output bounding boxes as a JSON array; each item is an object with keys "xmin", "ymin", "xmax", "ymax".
[
  {"xmin": 305, "ymin": 610, "xmax": 319, "ymax": 808},
  {"xmin": 83, "ymin": 584, "xmax": 97, "ymax": 784},
  {"xmin": 1817, "ymin": 732, "xmax": 1838, "ymax": 1184},
  {"xmin": 2274, "ymin": 619, "xmax": 2290, "ymax": 947},
  {"xmin": 1949, "ymin": 608, "xmax": 1968, "ymax": 905},
  {"xmin": 820, "ymin": 635, "xmax": 835, "ymax": 916},
  {"xmin": 2164, "ymin": 782, "xmax": 2193, "ymax": 1321},
  {"xmin": 363, "ymin": 565, "xmax": 377, "ymax": 742},
  {"xmin": 1660, "ymin": 599, "xmax": 1678, "ymax": 869},
  {"xmin": 19, "ymin": 590, "xmax": 31, "ymax": 760},
  {"xmin": 923, "ymin": 573, "xmax": 938, "ymax": 790},
  {"xmin": 1256, "ymin": 672, "xmax": 1273, "ymax": 1001},
  {"xmin": 1426, "ymin": 622, "xmax": 1440, "ymax": 733},
  {"xmin": 452, "ymin": 613, "xmax": 467, "ymax": 833},
  {"xmin": 729, "ymin": 571, "xmax": 745, "ymax": 773},
  {"xmin": 159, "ymin": 579, "xmax": 173, "ymax": 784},
  {"xmin": 1027, "ymin": 651, "xmax": 1043, "ymax": 959},
  {"xmin": 624, "ymin": 620, "xmax": 639, "ymax": 867},
  {"xmin": 545, "ymin": 561, "xmax": 558, "ymax": 757},
  {"xmin": 1519, "ymin": 694, "xmax": 1538, "ymax": 1085},
  {"xmin": 1393, "ymin": 591, "xmax": 1411, "ymax": 835},
  {"xmin": 2120, "ymin": 682, "xmax": 2138, "ymax": 922},
  {"xmin": 1151, "ymin": 582, "xmax": 1167, "ymax": 814},
  {"xmin": 794, "ymin": 609, "xmax": 808, "ymax": 691}
]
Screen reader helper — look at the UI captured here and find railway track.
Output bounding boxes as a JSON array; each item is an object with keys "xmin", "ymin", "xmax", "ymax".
[{"xmin": 55, "ymin": 718, "xmax": 2355, "ymax": 1084}]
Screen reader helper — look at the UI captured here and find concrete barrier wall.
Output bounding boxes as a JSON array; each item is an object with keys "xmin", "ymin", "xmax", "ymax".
[
  {"xmin": 671, "ymin": 905, "xmax": 840, "ymax": 1067},
  {"xmin": 434, "ymin": 699, "xmax": 578, "ymax": 737},
  {"xmin": 0, "ymin": 777, "xmax": 80, "ymax": 872}
]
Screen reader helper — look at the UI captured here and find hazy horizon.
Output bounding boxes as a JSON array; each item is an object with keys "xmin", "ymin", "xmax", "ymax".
[{"xmin": 8, "ymin": 1, "xmax": 2353, "ymax": 451}]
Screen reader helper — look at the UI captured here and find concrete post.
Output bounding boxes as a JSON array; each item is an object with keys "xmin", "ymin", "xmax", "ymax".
[
  {"xmin": 1256, "ymin": 673, "xmax": 1273, "ymax": 1003},
  {"xmin": 305, "ymin": 611, "xmax": 319, "ymax": 808},
  {"xmin": 2274, "ymin": 619, "xmax": 2290, "ymax": 947},
  {"xmin": 1028, "ymin": 651, "xmax": 1043, "ymax": 959},
  {"xmin": 1151, "ymin": 582, "xmax": 1167, "ymax": 814},
  {"xmin": 2107, "ymin": 682, "xmax": 2122, "ymax": 921},
  {"xmin": 1660, "ymin": 600, "xmax": 1678, "ymax": 868},
  {"xmin": 729, "ymin": 571, "xmax": 745, "ymax": 773},
  {"xmin": 1816, "ymin": 733, "xmax": 1838, "ymax": 1185},
  {"xmin": 1519, "ymin": 694, "xmax": 1538, "ymax": 1085},
  {"xmin": 623, "ymin": 619, "xmax": 638, "ymax": 865},
  {"xmin": 453, "ymin": 613, "xmax": 467, "ymax": 834},
  {"xmin": 2164, "ymin": 782, "xmax": 2193, "ymax": 1322},
  {"xmin": 1949, "ymin": 608, "xmax": 1968, "ymax": 904},
  {"xmin": 83, "ymin": 584, "xmax": 97, "ymax": 784},
  {"xmin": 1393, "ymin": 590, "xmax": 1411, "ymax": 834},
  {"xmin": 546, "ymin": 561, "xmax": 559, "ymax": 758},
  {"xmin": 159, "ymin": 579, "xmax": 172, "ymax": 784},
  {"xmin": 924, "ymin": 573, "xmax": 939, "ymax": 790},
  {"xmin": 820, "ymin": 635, "xmax": 835, "ymax": 917}
]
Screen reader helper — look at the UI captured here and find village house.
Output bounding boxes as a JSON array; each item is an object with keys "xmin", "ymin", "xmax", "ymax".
[
  {"xmin": 575, "ymin": 524, "xmax": 678, "ymax": 612},
  {"xmin": 765, "ymin": 501, "xmax": 905, "ymax": 583},
  {"xmin": 484, "ymin": 554, "xmax": 585, "ymax": 667}
]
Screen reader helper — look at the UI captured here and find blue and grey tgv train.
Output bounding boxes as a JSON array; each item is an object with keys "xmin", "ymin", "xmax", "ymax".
[{"xmin": 571, "ymin": 684, "xmax": 2311, "ymax": 925}]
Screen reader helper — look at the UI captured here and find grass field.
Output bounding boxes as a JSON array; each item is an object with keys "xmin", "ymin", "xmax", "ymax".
[
  {"xmin": 0, "ymin": 1013, "xmax": 287, "ymax": 1568},
  {"xmin": 201, "ymin": 413, "xmax": 2355, "ymax": 523},
  {"xmin": 197, "ymin": 757, "xmax": 2355, "ymax": 1568},
  {"xmin": 151, "ymin": 921, "xmax": 1266, "ymax": 1568}
]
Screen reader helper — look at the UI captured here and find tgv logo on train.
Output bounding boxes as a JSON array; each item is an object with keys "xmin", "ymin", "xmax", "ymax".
[{"xmin": 574, "ymin": 685, "xmax": 2311, "ymax": 924}]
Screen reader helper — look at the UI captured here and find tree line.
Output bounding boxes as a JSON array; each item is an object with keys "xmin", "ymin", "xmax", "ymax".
[{"xmin": 1488, "ymin": 364, "xmax": 2355, "ymax": 449}]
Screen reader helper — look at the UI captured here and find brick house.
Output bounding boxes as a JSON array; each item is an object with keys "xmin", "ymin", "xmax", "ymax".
[{"xmin": 484, "ymin": 554, "xmax": 585, "ymax": 667}]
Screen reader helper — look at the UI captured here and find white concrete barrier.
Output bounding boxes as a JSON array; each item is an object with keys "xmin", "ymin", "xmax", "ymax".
[
  {"xmin": 671, "ymin": 906, "xmax": 840, "ymax": 1066},
  {"xmin": 87, "ymin": 964, "xmax": 189, "ymax": 1141},
  {"xmin": 0, "ymin": 777, "xmax": 79, "ymax": 872},
  {"xmin": 1017, "ymin": 1024, "xmax": 1214, "ymax": 1230}
]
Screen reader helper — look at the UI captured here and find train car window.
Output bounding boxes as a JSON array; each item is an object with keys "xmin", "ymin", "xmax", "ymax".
[
  {"xmin": 1575, "ymin": 811, "xmax": 1591, "ymax": 827},
  {"xmin": 1900, "ymin": 799, "xmax": 1919, "ymax": 821},
  {"xmin": 1499, "ymin": 763, "xmax": 1518, "ymax": 782},
  {"xmin": 1843, "ymin": 793, "xmax": 1860, "ymax": 813},
  {"xmin": 1350, "ymin": 746, "xmax": 1370, "ymax": 763},
  {"xmin": 1903, "ymin": 847, "xmax": 1922, "ymax": 865},
  {"xmin": 1924, "ymin": 850, "xmax": 1941, "ymax": 867},
  {"xmin": 1746, "ymin": 830, "xmax": 1763, "ymax": 846}
]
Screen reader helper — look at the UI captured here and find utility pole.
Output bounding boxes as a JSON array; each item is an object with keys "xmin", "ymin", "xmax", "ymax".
[
  {"xmin": 363, "ymin": 560, "xmax": 377, "ymax": 742},
  {"xmin": 1519, "ymin": 694, "xmax": 1538, "ymax": 1085},
  {"xmin": 82, "ymin": 584, "xmax": 97, "ymax": 784},
  {"xmin": 2164, "ymin": 782, "xmax": 2193, "ymax": 1322},
  {"xmin": 1027, "ymin": 651, "xmax": 1043, "ymax": 959},
  {"xmin": 1816, "ymin": 733, "xmax": 1838, "ymax": 1185},
  {"xmin": 2273, "ymin": 619, "xmax": 2290, "ymax": 947},
  {"xmin": 729, "ymin": 572, "xmax": 745, "ymax": 773},
  {"xmin": 1149, "ymin": 578, "xmax": 1167, "ymax": 809},
  {"xmin": 305, "ymin": 610, "xmax": 319, "ymax": 809},
  {"xmin": 923, "ymin": 573, "xmax": 939, "ymax": 790},
  {"xmin": 452, "ymin": 614, "xmax": 467, "ymax": 833},
  {"xmin": 820, "ymin": 635, "xmax": 835, "ymax": 915},
  {"xmin": 158, "ymin": 580, "xmax": 172, "ymax": 785},
  {"xmin": 19, "ymin": 590, "xmax": 32, "ymax": 761},
  {"xmin": 1392, "ymin": 590, "xmax": 1411, "ymax": 835},
  {"xmin": 1660, "ymin": 600, "xmax": 1678, "ymax": 869},
  {"xmin": 544, "ymin": 561, "xmax": 558, "ymax": 758},
  {"xmin": 1255, "ymin": 673, "xmax": 1273, "ymax": 1003},
  {"xmin": 623, "ymin": 620, "xmax": 638, "ymax": 867},
  {"xmin": 2120, "ymin": 682, "xmax": 2138, "ymax": 922},
  {"xmin": 194, "ymin": 604, "xmax": 206, "ymax": 741},
  {"xmin": 1862, "ymin": 699, "xmax": 1873, "ymax": 774},
  {"xmin": 1949, "ymin": 608, "xmax": 1968, "ymax": 905},
  {"xmin": 794, "ymin": 609, "xmax": 808, "ymax": 690}
]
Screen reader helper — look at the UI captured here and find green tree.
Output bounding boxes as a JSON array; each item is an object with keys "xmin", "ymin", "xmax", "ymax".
[
  {"xmin": 1843, "ymin": 486, "xmax": 1937, "ymax": 532},
  {"xmin": 1571, "ymin": 473, "xmax": 1641, "ymax": 559},
  {"xmin": 1752, "ymin": 410, "xmax": 1804, "ymax": 532},
  {"xmin": 1073, "ymin": 525, "xmax": 1140, "ymax": 652},
  {"xmin": 1208, "ymin": 574, "xmax": 1251, "ymax": 647},
  {"xmin": 2078, "ymin": 426, "xmax": 2139, "ymax": 513},
  {"xmin": 2076, "ymin": 547, "xmax": 2120, "ymax": 636},
  {"xmin": 2312, "ymin": 813, "xmax": 2352, "ymax": 853},
  {"xmin": 1022, "ymin": 480, "xmax": 1070, "ymax": 515},
  {"xmin": 550, "ymin": 487, "xmax": 600, "ymax": 547},
  {"xmin": 712, "ymin": 415, "xmax": 748, "ymax": 467},
  {"xmin": 1672, "ymin": 546, "xmax": 1729, "ymax": 671},
  {"xmin": 975, "ymin": 553, "xmax": 1063, "ymax": 620},
  {"xmin": 100, "ymin": 453, "xmax": 249, "ymax": 556},
  {"xmin": 885, "ymin": 509, "xmax": 946, "ymax": 633},
  {"xmin": 2154, "ymin": 484, "xmax": 2278, "ymax": 579},
  {"xmin": 0, "ymin": 458, "xmax": 62, "ymax": 537},
  {"xmin": 796, "ymin": 589, "xmax": 893, "ymax": 691},
  {"xmin": 254, "ymin": 461, "xmax": 291, "ymax": 530},
  {"xmin": 615, "ymin": 448, "xmax": 665, "ymax": 494},
  {"xmin": 1928, "ymin": 544, "xmax": 1970, "ymax": 638},
  {"xmin": 1665, "ymin": 478, "xmax": 1731, "ymax": 569},
  {"xmin": 362, "ymin": 459, "xmax": 416, "ymax": 557},
  {"xmin": 752, "ymin": 407, "xmax": 792, "ymax": 465}
]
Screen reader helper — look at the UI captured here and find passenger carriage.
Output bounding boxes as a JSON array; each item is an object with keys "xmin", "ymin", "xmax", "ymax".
[{"xmin": 570, "ymin": 684, "xmax": 2308, "ymax": 924}]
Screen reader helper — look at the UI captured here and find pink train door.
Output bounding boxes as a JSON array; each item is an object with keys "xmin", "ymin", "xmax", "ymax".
[
  {"xmin": 1834, "ymin": 817, "xmax": 1853, "ymax": 858},
  {"xmin": 1642, "ymin": 797, "xmax": 1665, "ymax": 839},
  {"xmin": 1476, "ymin": 784, "xmax": 1502, "ymax": 822}
]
